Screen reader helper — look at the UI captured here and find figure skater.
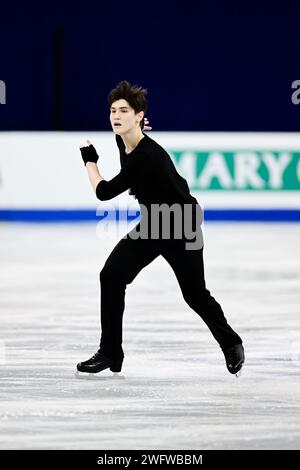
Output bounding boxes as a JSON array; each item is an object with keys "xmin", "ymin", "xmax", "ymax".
[{"xmin": 77, "ymin": 80, "xmax": 244, "ymax": 376}]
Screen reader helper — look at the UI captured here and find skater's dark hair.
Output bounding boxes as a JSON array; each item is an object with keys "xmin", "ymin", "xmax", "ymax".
[{"xmin": 108, "ymin": 80, "xmax": 148, "ymax": 115}]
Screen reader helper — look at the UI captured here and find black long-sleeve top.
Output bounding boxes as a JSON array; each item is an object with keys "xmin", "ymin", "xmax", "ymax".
[{"xmin": 96, "ymin": 133, "xmax": 202, "ymax": 239}]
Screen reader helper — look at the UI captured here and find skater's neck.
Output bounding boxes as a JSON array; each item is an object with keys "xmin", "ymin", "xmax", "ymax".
[{"xmin": 121, "ymin": 129, "xmax": 145, "ymax": 155}]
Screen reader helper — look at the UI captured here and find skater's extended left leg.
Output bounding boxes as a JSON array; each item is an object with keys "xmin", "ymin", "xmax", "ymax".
[{"xmin": 161, "ymin": 242, "xmax": 244, "ymax": 372}]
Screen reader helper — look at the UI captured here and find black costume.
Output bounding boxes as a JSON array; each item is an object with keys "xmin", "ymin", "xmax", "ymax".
[{"xmin": 94, "ymin": 133, "xmax": 242, "ymax": 363}]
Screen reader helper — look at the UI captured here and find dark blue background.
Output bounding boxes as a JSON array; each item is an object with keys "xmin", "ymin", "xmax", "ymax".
[{"xmin": 1, "ymin": 1, "xmax": 300, "ymax": 131}]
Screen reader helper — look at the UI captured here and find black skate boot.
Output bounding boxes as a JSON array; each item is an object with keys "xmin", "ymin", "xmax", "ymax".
[
  {"xmin": 222, "ymin": 343, "xmax": 245, "ymax": 376},
  {"xmin": 76, "ymin": 349, "xmax": 123, "ymax": 374}
]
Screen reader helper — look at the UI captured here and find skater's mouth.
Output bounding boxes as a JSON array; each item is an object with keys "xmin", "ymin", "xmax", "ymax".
[{"xmin": 114, "ymin": 123, "xmax": 122, "ymax": 127}]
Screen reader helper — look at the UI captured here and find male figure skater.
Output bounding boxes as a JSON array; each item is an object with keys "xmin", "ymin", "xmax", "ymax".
[{"xmin": 77, "ymin": 80, "xmax": 244, "ymax": 376}]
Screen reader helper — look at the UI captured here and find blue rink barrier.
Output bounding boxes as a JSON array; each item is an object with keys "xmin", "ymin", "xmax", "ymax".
[{"xmin": 0, "ymin": 209, "xmax": 300, "ymax": 222}]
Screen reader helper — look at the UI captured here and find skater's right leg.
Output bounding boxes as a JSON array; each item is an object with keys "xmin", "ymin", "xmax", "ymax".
[
  {"xmin": 77, "ymin": 230, "xmax": 160, "ymax": 374},
  {"xmin": 98, "ymin": 228, "xmax": 161, "ymax": 368},
  {"xmin": 77, "ymin": 348, "xmax": 123, "ymax": 374}
]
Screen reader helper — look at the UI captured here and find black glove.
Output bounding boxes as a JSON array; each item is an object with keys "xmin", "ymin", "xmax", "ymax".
[{"xmin": 80, "ymin": 143, "xmax": 99, "ymax": 166}]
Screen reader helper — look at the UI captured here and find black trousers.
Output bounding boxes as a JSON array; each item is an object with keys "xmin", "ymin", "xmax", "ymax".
[{"xmin": 99, "ymin": 228, "xmax": 242, "ymax": 360}]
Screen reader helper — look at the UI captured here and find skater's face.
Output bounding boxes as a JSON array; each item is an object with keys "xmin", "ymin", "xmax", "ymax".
[{"xmin": 110, "ymin": 99, "xmax": 144, "ymax": 134}]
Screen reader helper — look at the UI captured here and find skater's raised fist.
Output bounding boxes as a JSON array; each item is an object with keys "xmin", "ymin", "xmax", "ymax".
[{"xmin": 79, "ymin": 140, "xmax": 99, "ymax": 165}]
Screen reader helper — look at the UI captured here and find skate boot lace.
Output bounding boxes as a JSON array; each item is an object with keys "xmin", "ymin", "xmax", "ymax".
[{"xmin": 92, "ymin": 350, "xmax": 107, "ymax": 361}]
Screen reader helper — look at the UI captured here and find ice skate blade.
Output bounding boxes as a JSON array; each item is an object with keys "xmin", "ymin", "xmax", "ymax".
[
  {"xmin": 235, "ymin": 369, "xmax": 242, "ymax": 378},
  {"xmin": 75, "ymin": 370, "xmax": 125, "ymax": 380},
  {"xmin": 74, "ymin": 370, "xmax": 96, "ymax": 378},
  {"xmin": 111, "ymin": 372, "xmax": 125, "ymax": 380},
  {"xmin": 75, "ymin": 370, "xmax": 91, "ymax": 378}
]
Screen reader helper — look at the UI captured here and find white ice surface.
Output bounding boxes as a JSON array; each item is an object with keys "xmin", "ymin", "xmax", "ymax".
[{"xmin": 0, "ymin": 221, "xmax": 299, "ymax": 449}]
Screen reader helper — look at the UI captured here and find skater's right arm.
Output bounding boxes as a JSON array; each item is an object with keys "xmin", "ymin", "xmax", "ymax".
[
  {"xmin": 79, "ymin": 139, "xmax": 144, "ymax": 201},
  {"xmin": 80, "ymin": 140, "xmax": 104, "ymax": 193},
  {"xmin": 95, "ymin": 155, "xmax": 143, "ymax": 200}
]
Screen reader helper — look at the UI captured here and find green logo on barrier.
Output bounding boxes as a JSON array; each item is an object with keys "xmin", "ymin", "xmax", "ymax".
[{"xmin": 170, "ymin": 150, "xmax": 300, "ymax": 190}]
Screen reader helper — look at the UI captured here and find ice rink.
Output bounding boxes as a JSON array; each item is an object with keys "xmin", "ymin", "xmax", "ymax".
[{"xmin": 0, "ymin": 221, "xmax": 299, "ymax": 449}]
